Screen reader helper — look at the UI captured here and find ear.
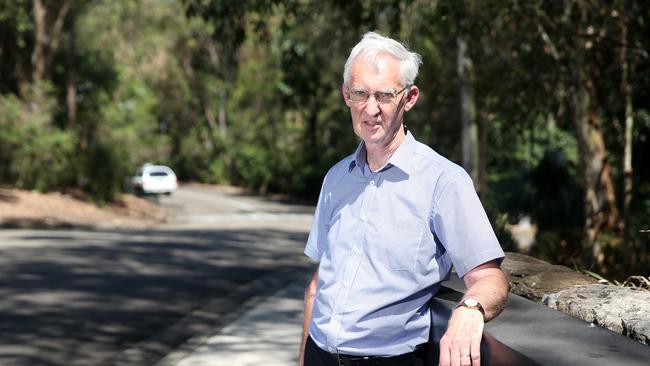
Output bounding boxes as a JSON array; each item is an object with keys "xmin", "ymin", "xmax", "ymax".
[
  {"xmin": 342, "ymin": 84, "xmax": 352, "ymax": 107},
  {"xmin": 403, "ymin": 86, "xmax": 420, "ymax": 112}
]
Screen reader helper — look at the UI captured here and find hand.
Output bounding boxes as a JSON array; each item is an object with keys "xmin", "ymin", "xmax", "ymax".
[{"xmin": 438, "ymin": 307, "xmax": 484, "ymax": 366}]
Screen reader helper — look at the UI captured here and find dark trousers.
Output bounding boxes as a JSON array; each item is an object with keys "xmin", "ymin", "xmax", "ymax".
[{"xmin": 304, "ymin": 336, "xmax": 426, "ymax": 366}]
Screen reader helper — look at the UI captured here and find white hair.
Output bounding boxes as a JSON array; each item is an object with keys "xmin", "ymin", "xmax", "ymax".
[{"xmin": 343, "ymin": 32, "xmax": 422, "ymax": 87}]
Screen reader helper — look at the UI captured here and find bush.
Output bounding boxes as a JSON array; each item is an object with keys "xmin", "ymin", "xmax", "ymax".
[
  {"xmin": 172, "ymin": 131, "xmax": 227, "ymax": 184},
  {"xmin": 0, "ymin": 86, "xmax": 77, "ymax": 192},
  {"xmin": 231, "ymin": 144, "xmax": 274, "ymax": 190},
  {"xmin": 11, "ymin": 124, "xmax": 77, "ymax": 191},
  {"xmin": 79, "ymin": 139, "xmax": 131, "ymax": 204}
]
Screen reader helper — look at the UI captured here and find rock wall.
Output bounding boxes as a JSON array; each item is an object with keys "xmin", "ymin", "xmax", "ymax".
[
  {"xmin": 501, "ymin": 252, "xmax": 650, "ymax": 346},
  {"xmin": 502, "ymin": 252, "xmax": 598, "ymax": 302},
  {"xmin": 543, "ymin": 285, "xmax": 650, "ymax": 345}
]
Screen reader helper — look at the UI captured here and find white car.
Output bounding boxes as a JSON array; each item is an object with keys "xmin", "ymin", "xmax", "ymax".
[{"xmin": 132, "ymin": 164, "xmax": 178, "ymax": 195}]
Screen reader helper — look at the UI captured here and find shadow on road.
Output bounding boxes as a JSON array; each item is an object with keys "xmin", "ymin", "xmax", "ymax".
[
  {"xmin": 0, "ymin": 227, "xmax": 312, "ymax": 366},
  {"xmin": 165, "ymin": 274, "xmax": 311, "ymax": 366}
]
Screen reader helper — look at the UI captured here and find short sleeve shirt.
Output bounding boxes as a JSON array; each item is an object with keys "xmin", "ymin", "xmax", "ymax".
[{"xmin": 304, "ymin": 131, "xmax": 504, "ymax": 356}]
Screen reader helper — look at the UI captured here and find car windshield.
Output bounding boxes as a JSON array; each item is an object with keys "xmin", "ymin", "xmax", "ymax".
[{"xmin": 149, "ymin": 171, "xmax": 168, "ymax": 177}]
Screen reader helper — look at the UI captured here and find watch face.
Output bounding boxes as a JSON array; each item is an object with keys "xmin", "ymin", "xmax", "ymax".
[{"xmin": 464, "ymin": 299, "xmax": 479, "ymax": 307}]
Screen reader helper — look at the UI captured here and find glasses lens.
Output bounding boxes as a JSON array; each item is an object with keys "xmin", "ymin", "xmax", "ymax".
[
  {"xmin": 348, "ymin": 87, "xmax": 407, "ymax": 104},
  {"xmin": 349, "ymin": 89, "xmax": 369, "ymax": 102},
  {"xmin": 376, "ymin": 91, "xmax": 396, "ymax": 103}
]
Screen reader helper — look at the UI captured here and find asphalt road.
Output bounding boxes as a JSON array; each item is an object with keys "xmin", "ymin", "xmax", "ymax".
[{"xmin": 0, "ymin": 186, "xmax": 316, "ymax": 366}]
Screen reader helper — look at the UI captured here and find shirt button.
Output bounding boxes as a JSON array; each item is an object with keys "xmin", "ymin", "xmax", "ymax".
[
  {"xmin": 335, "ymin": 315, "xmax": 341, "ymax": 321},
  {"xmin": 353, "ymin": 247, "xmax": 361, "ymax": 255},
  {"xmin": 360, "ymin": 215, "xmax": 367, "ymax": 222},
  {"xmin": 344, "ymin": 281, "xmax": 351, "ymax": 287},
  {"xmin": 369, "ymin": 180, "xmax": 375, "ymax": 186}
]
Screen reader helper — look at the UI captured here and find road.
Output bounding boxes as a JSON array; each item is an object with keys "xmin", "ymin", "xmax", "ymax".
[{"xmin": 0, "ymin": 186, "xmax": 315, "ymax": 366}]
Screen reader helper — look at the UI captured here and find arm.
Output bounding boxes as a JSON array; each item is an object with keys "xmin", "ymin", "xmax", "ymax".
[
  {"xmin": 439, "ymin": 260, "xmax": 509, "ymax": 366},
  {"xmin": 299, "ymin": 267, "xmax": 319, "ymax": 366}
]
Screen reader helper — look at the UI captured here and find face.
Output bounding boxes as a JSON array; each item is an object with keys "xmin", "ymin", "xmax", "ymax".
[{"xmin": 343, "ymin": 52, "xmax": 419, "ymax": 148}]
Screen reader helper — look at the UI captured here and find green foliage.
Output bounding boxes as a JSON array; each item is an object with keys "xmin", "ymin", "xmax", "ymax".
[
  {"xmin": 231, "ymin": 144, "xmax": 275, "ymax": 190},
  {"xmin": 0, "ymin": 84, "xmax": 77, "ymax": 192},
  {"xmin": 0, "ymin": 94, "xmax": 22, "ymax": 180},
  {"xmin": 533, "ymin": 228, "xmax": 584, "ymax": 268},
  {"xmin": 173, "ymin": 128, "xmax": 224, "ymax": 183},
  {"xmin": 79, "ymin": 137, "xmax": 131, "ymax": 204},
  {"xmin": 11, "ymin": 126, "xmax": 77, "ymax": 192}
]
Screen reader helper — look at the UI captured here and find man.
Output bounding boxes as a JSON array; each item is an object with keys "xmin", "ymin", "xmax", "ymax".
[{"xmin": 299, "ymin": 32, "xmax": 509, "ymax": 366}]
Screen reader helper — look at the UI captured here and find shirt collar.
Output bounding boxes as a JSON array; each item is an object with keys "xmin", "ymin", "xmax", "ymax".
[
  {"xmin": 387, "ymin": 130, "xmax": 416, "ymax": 175},
  {"xmin": 350, "ymin": 142, "xmax": 366, "ymax": 173},
  {"xmin": 349, "ymin": 129, "xmax": 417, "ymax": 175}
]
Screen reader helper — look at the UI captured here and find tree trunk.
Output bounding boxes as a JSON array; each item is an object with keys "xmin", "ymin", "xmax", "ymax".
[
  {"xmin": 218, "ymin": 89, "xmax": 227, "ymax": 138},
  {"xmin": 619, "ymin": 1, "xmax": 634, "ymax": 276},
  {"xmin": 200, "ymin": 31, "xmax": 227, "ymax": 139},
  {"xmin": 31, "ymin": 0, "xmax": 74, "ymax": 82},
  {"xmin": 10, "ymin": 45, "xmax": 28, "ymax": 97},
  {"xmin": 457, "ymin": 35, "xmax": 479, "ymax": 188},
  {"xmin": 571, "ymin": 4, "xmax": 619, "ymax": 268},
  {"xmin": 66, "ymin": 20, "xmax": 77, "ymax": 125},
  {"xmin": 478, "ymin": 110, "xmax": 492, "ymax": 195},
  {"xmin": 180, "ymin": 55, "xmax": 219, "ymax": 152},
  {"xmin": 32, "ymin": 0, "xmax": 47, "ymax": 82}
]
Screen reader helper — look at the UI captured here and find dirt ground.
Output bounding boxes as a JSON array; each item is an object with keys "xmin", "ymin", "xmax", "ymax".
[{"xmin": 0, "ymin": 187, "xmax": 168, "ymax": 229}]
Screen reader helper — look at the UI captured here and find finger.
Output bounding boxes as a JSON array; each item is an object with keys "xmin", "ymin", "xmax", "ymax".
[
  {"xmin": 439, "ymin": 340, "xmax": 451, "ymax": 366},
  {"xmin": 460, "ymin": 347, "xmax": 472, "ymax": 366},
  {"xmin": 450, "ymin": 345, "xmax": 461, "ymax": 366},
  {"xmin": 470, "ymin": 335, "xmax": 482, "ymax": 366}
]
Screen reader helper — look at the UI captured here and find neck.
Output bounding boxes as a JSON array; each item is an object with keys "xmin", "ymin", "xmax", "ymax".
[{"xmin": 365, "ymin": 127, "xmax": 406, "ymax": 172}]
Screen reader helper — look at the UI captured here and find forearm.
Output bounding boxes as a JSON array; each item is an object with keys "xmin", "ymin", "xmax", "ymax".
[
  {"xmin": 462, "ymin": 268, "xmax": 509, "ymax": 322},
  {"xmin": 438, "ymin": 264, "xmax": 508, "ymax": 365},
  {"xmin": 300, "ymin": 269, "xmax": 319, "ymax": 360}
]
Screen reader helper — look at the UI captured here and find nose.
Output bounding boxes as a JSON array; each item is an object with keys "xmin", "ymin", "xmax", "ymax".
[{"xmin": 364, "ymin": 95, "xmax": 381, "ymax": 115}]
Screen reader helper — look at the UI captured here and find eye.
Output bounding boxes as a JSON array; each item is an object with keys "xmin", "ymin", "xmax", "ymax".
[
  {"xmin": 351, "ymin": 89, "xmax": 369, "ymax": 99},
  {"xmin": 377, "ymin": 91, "xmax": 396, "ymax": 102}
]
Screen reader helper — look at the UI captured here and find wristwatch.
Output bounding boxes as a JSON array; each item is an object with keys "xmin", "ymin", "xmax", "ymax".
[{"xmin": 456, "ymin": 298, "xmax": 485, "ymax": 319}]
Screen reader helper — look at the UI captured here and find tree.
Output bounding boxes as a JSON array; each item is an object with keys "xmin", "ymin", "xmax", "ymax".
[
  {"xmin": 456, "ymin": 2, "xmax": 480, "ymax": 190},
  {"xmin": 31, "ymin": 0, "xmax": 74, "ymax": 83}
]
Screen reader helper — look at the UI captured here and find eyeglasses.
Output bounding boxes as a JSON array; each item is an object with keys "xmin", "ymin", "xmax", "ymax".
[{"xmin": 346, "ymin": 85, "xmax": 410, "ymax": 104}]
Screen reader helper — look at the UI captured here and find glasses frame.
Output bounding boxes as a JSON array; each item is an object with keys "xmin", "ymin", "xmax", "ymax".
[{"xmin": 346, "ymin": 85, "xmax": 411, "ymax": 105}]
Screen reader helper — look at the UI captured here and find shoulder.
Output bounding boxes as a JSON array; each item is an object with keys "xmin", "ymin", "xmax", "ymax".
[
  {"xmin": 412, "ymin": 140, "xmax": 471, "ymax": 189},
  {"xmin": 322, "ymin": 153, "xmax": 355, "ymax": 186}
]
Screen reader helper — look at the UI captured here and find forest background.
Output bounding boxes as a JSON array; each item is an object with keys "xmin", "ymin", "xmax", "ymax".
[{"xmin": 0, "ymin": 0, "xmax": 648, "ymax": 280}]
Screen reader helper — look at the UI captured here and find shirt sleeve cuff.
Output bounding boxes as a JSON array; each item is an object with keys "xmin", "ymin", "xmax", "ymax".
[{"xmin": 455, "ymin": 248, "xmax": 505, "ymax": 278}]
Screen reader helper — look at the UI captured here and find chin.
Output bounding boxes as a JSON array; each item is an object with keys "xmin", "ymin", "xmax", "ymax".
[
  {"xmin": 362, "ymin": 127, "xmax": 384, "ymax": 139},
  {"xmin": 362, "ymin": 133, "xmax": 387, "ymax": 145}
]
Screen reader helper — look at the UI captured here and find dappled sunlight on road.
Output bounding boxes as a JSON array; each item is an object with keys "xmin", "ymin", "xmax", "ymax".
[
  {"xmin": 167, "ymin": 277, "xmax": 308, "ymax": 366},
  {"xmin": 0, "ymin": 227, "xmax": 312, "ymax": 366}
]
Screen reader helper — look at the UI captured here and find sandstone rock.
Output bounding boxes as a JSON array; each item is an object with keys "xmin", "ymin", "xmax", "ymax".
[
  {"xmin": 501, "ymin": 253, "xmax": 650, "ymax": 345},
  {"xmin": 543, "ymin": 284, "xmax": 650, "ymax": 345},
  {"xmin": 502, "ymin": 252, "xmax": 598, "ymax": 301},
  {"xmin": 624, "ymin": 319, "xmax": 650, "ymax": 345}
]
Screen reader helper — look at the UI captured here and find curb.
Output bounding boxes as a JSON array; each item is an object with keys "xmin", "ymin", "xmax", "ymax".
[{"xmin": 98, "ymin": 266, "xmax": 312, "ymax": 366}]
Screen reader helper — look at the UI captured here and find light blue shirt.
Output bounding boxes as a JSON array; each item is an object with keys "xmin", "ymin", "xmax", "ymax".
[{"xmin": 305, "ymin": 131, "xmax": 504, "ymax": 356}]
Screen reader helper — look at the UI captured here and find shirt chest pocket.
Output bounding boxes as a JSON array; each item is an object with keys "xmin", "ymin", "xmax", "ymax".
[{"xmin": 367, "ymin": 219, "xmax": 423, "ymax": 271}]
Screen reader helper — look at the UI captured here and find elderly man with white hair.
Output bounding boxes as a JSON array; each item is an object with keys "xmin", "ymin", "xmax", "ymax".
[{"xmin": 299, "ymin": 32, "xmax": 509, "ymax": 366}]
